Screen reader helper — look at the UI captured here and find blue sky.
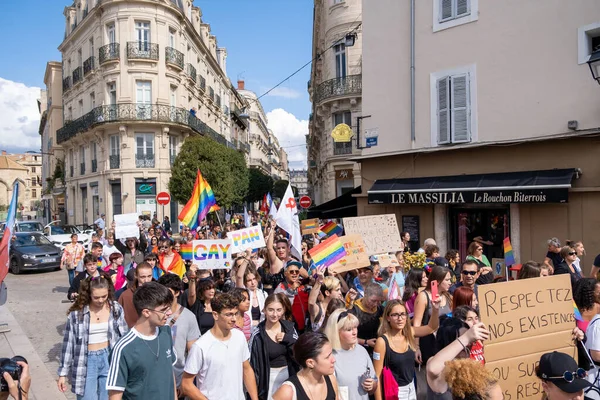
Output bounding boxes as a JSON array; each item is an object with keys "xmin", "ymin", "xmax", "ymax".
[{"xmin": 0, "ymin": 0, "xmax": 313, "ymax": 168}]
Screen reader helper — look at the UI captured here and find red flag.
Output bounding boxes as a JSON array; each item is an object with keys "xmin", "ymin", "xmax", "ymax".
[{"xmin": 260, "ymin": 194, "xmax": 269, "ymax": 213}]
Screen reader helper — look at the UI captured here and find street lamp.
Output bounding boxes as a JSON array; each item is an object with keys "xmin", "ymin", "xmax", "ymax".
[{"xmin": 587, "ymin": 46, "xmax": 600, "ymax": 85}]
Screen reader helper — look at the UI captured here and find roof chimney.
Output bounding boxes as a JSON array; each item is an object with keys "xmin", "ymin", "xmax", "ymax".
[{"xmin": 237, "ymin": 80, "xmax": 245, "ymax": 90}]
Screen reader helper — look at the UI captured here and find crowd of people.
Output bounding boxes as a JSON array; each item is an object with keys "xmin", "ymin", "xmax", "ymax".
[{"xmin": 49, "ymin": 211, "xmax": 600, "ymax": 400}]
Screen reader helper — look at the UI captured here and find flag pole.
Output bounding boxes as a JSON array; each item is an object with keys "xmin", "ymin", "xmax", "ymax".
[{"xmin": 214, "ymin": 210, "xmax": 224, "ymax": 231}]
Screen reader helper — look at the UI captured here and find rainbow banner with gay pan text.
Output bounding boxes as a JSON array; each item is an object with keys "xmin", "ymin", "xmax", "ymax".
[
  {"xmin": 308, "ymin": 234, "xmax": 346, "ymax": 269},
  {"xmin": 182, "ymin": 239, "xmax": 232, "ymax": 269}
]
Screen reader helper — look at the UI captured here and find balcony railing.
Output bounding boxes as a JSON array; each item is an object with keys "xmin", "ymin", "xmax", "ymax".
[
  {"xmin": 91, "ymin": 159, "xmax": 97, "ymax": 173},
  {"xmin": 135, "ymin": 154, "xmax": 155, "ymax": 168},
  {"xmin": 72, "ymin": 67, "xmax": 83, "ymax": 84},
  {"xmin": 186, "ymin": 63, "xmax": 197, "ymax": 82},
  {"xmin": 314, "ymin": 74, "xmax": 362, "ymax": 104},
  {"xmin": 333, "ymin": 142, "xmax": 353, "ymax": 155},
  {"xmin": 63, "ymin": 76, "xmax": 72, "ymax": 92},
  {"xmin": 83, "ymin": 56, "xmax": 95, "ymax": 75},
  {"xmin": 165, "ymin": 47, "xmax": 184, "ymax": 69},
  {"xmin": 99, "ymin": 43, "xmax": 120, "ymax": 64},
  {"xmin": 56, "ymin": 103, "xmax": 235, "ymax": 150},
  {"xmin": 80, "ymin": 162, "xmax": 85, "ymax": 175},
  {"xmin": 126, "ymin": 42, "xmax": 159, "ymax": 61},
  {"xmin": 109, "ymin": 155, "xmax": 120, "ymax": 169},
  {"xmin": 199, "ymin": 75, "xmax": 206, "ymax": 92}
]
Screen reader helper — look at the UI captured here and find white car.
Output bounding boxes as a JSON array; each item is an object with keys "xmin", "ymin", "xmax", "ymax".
[{"xmin": 43, "ymin": 223, "xmax": 91, "ymax": 251}]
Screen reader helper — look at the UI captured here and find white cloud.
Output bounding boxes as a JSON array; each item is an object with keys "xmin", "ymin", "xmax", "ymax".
[
  {"xmin": 264, "ymin": 86, "xmax": 301, "ymax": 99},
  {"xmin": 0, "ymin": 78, "xmax": 41, "ymax": 151},
  {"xmin": 266, "ymin": 108, "xmax": 307, "ymax": 169}
]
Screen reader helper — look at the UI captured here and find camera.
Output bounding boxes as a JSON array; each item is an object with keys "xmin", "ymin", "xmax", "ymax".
[{"xmin": 0, "ymin": 356, "xmax": 27, "ymax": 392}]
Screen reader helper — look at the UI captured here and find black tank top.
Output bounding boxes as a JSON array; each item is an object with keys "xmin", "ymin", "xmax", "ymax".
[
  {"xmin": 382, "ymin": 335, "xmax": 415, "ymax": 386},
  {"xmin": 285, "ymin": 374, "xmax": 336, "ymax": 400},
  {"xmin": 251, "ymin": 305, "xmax": 261, "ymax": 321}
]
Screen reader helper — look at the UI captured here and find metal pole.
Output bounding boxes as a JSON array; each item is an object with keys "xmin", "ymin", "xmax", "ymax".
[{"xmin": 410, "ymin": 0, "xmax": 416, "ymax": 142}]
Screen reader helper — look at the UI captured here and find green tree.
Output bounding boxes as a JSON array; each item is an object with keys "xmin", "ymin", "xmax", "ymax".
[
  {"xmin": 169, "ymin": 136, "xmax": 249, "ymax": 208},
  {"xmin": 246, "ymin": 168, "xmax": 274, "ymax": 203}
]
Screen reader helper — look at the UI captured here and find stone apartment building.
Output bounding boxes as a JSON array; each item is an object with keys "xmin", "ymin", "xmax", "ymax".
[
  {"xmin": 0, "ymin": 151, "xmax": 42, "ymax": 217},
  {"xmin": 47, "ymin": 0, "xmax": 253, "ymax": 227},
  {"xmin": 290, "ymin": 169, "xmax": 309, "ymax": 197}
]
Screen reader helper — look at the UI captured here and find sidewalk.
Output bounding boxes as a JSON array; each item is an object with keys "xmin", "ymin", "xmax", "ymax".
[{"xmin": 0, "ymin": 306, "xmax": 68, "ymax": 400}]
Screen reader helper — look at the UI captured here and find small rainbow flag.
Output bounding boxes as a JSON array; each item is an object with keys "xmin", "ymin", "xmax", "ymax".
[
  {"xmin": 503, "ymin": 237, "xmax": 515, "ymax": 266},
  {"xmin": 180, "ymin": 243, "xmax": 193, "ymax": 260},
  {"xmin": 308, "ymin": 234, "xmax": 346, "ymax": 269},
  {"xmin": 178, "ymin": 170, "xmax": 218, "ymax": 230},
  {"xmin": 320, "ymin": 221, "xmax": 343, "ymax": 238},
  {"xmin": 574, "ymin": 301, "xmax": 583, "ymax": 322}
]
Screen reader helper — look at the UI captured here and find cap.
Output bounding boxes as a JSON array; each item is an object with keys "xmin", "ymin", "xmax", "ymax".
[
  {"xmin": 101, "ymin": 213, "xmax": 105, "ymax": 217},
  {"xmin": 369, "ymin": 255, "xmax": 379, "ymax": 263},
  {"xmin": 537, "ymin": 352, "xmax": 591, "ymax": 393},
  {"xmin": 285, "ymin": 261, "xmax": 302, "ymax": 271},
  {"xmin": 433, "ymin": 257, "xmax": 449, "ymax": 268}
]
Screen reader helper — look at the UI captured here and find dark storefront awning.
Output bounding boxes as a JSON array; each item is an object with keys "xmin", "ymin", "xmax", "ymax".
[
  {"xmin": 368, "ymin": 169, "xmax": 577, "ymax": 205},
  {"xmin": 307, "ymin": 186, "xmax": 361, "ymax": 219}
]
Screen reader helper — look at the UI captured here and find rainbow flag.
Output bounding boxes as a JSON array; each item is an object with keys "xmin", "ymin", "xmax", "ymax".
[
  {"xmin": 178, "ymin": 170, "xmax": 218, "ymax": 230},
  {"xmin": 503, "ymin": 237, "xmax": 515, "ymax": 266},
  {"xmin": 308, "ymin": 234, "xmax": 346, "ymax": 268},
  {"xmin": 320, "ymin": 221, "xmax": 343, "ymax": 238},
  {"xmin": 180, "ymin": 243, "xmax": 193, "ymax": 260},
  {"xmin": 574, "ymin": 301, "xmax": 583, "ymax": 322}
]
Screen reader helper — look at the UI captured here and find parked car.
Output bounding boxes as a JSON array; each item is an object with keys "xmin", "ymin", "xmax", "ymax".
[
  {"xmin": 0, "ymin": 221, "xmax": 44, "ymax": 234},
  {"xmin": 76, "ymin": 224, "xmax": 96, "ymax": 236},
  {"xmin": 8, "ymin": 232, "xmax": 62, "ymax": 274},
  {"xmin": 43, "ymin": 223, "xmax": 91, "ymax": 251}
]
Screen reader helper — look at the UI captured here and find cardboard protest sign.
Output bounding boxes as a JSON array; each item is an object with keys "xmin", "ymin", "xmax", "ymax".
[
  {"xmin": 183, "ymin": 239, "xmax": 233, "ymax": 269},
  {"xmin": 343, "ymin": 214, "xmax": 402, "ymax": 255},
  {"xmin": 114, "ymin": 213, "xmax": 140, "ymax": 239},
  {"xmin": 374, "ymin": 254, "xmax": 393, "ymax": 269},
  {"xmin": 301, "ymin": 219, "xmax": 320, "ymax": 235},
  {"xmin": 329, "ymin": 234, "xmax": 370, "ymax": 273},
  {"xmin": 226, "ymin": 226, "xmax": 266, "ymax": 254},
  {"xmin": 479, "ymin": 274, "xmax": 575, "ymax": 400}
]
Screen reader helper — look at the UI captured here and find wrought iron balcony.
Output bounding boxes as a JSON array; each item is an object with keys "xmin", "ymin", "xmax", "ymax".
[
  {"xmin": 199, "ymin": 76, "xmax": 206, "ymax": 92},
  {"xmin": 91, "ymin": 159, "xmax": 97, "ymax": 173},
  {"xmin": 135, "ymin": 154, "xmax": 155, "ymax": 168},
  {"xmin": 83, "ymin": 56, "xmax": 95, "ymax": 76},
  {"xmin": 314, "ymin": 74, "xmax": 362, "ymax": 104},
  {"xmin": 63, "ymin": 76, "xmax": 72, "ymax": 92},
  {"xmin": 80, "ymin": 162, "xmax": 85, "ymax": 175},
  {"xmin": 109, "ymin": 155, "xmax": 120, "ymax": 169},
  {"xmin": 333, "ymin": 142, "xmax": 353, "ymax": 155},
  {"xmin": 126, "ymin": 42, "xmax": 159, "ymax": 61},
  {"xmin": 99, "ymin": 43, "xmax": 120, "ymax": 64},
  {"xmin": 56, "ymin": 103, "xmax": 235, "ymax": 151},
  {"xmin": 186, "ymin": 64, "xmax": 197, "ymax": 82},
  {"xmin": 72, "ymin": 67, "xmax": 83, "ymax": 84},
  {"xmin": 165, "ymin": 47, "xmax": 184, "ymax": 69}
]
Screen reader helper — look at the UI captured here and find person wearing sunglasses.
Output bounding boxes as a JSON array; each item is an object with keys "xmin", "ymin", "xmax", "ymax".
[
  {"xmin": 554, "ymin": 245, "xmax": 583, "ymax": 289},
  {"xmin": 536, "ymin": 352, "xmax": 591, "ymax": 399},
  {"xmin": 449, "ymin": 259, "xmax": 480, "ymax": 300},
  {"xmin": 158, "ymin": 239, "xmax": 186, "ymax": 279},
  {"xmin": 274, "ymin": 261, "xmax": 310, "ymax": 333},
  {"xmin": 465, "ymin": 242, "xmax": 494, "ymax": 285}
]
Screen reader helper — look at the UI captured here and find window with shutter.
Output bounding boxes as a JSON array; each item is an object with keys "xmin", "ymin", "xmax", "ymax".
[
  {"xmin": 440, "ymin": 0, "xmax": 453, "ymax": 22},
  {"xmin": 435, "ymin": 0, "xmax": 475, "ymax": 30},
  {"xmin": 451, "ymin": 74, "xmax": 470, "ymax": 143},
  {"xmin": 437, "ymin": 77, "xmax": 450, "ymax": 144},
  {"xmin": 456, "ymin": 0, "xmax": 470, "ymax": 17}
]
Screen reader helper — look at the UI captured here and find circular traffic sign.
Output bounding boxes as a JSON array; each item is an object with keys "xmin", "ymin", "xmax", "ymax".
[
  {"xmin": 299, "ymin": 196, "xmax": 312, "ymax": 208},
  {"xmin": 156, "ymin": 192, "xmax": 171, "ymax": 205}
]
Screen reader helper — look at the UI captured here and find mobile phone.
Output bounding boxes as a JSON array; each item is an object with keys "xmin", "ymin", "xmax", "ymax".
[{"xmin": 431, "ymin": 280, "xmax": 439, "ymax": 301}]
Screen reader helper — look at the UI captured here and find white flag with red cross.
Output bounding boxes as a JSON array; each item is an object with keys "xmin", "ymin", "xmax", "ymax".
[{"xmin": 274, "ymin": 183, "xmax": 302, "ymax": 260}]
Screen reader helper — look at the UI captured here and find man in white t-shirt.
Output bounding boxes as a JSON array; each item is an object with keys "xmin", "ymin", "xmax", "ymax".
[
  {"xmin": 182, "ymin": 293, "xmax": 258, "ymax": 400},
  {"xmin": 102, "ymin": 235, "xmax": 121, "ymax": 262}
]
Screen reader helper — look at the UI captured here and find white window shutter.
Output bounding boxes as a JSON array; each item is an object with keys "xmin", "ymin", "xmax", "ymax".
[
  {"xmin": 456, "ymin": 0, "xmax": 470, "ymax": 17},
  {"xmin": 440, "ymin": 0, "xmax": 453, "ymax": 21},
  {"xmin": 451, "ymin": 74, "xmax": 470, "ymax": 143},
  {"xmin": 437, "ymin": 76, "xmax": 450, "ymax": 144}
]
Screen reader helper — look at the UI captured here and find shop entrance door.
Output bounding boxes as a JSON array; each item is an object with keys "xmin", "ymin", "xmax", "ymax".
[{"xmin": 449, "ymin": 207, "xmax": 510, "ymax": 263}]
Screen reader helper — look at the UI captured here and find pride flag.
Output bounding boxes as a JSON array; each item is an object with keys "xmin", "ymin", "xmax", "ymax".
[
  {"xmin": 320, "ymin": 221, "xmax": 343, "ymax": 238},
  {"xmin": 180, "ymin": 243, "xmax": 193, "ymax": 260},
  {"xmin": 178, "ymin": 170, "xmax": 218, "ymax": 230},
  {"xmin": 308, "ymin": 234, "xmax": 346, "ymax": 269},
  {"xmin": 574, "ymin": 301, "xmax": 583, "ymax": 322},
  {"xmin": 503, "ymin": 237, "xmax": 515, "ymax": 266}
]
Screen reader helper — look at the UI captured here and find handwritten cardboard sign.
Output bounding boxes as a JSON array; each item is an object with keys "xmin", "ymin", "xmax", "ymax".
[
  {"xmin": 479, "ymin": 274, "xmax": 575, "ymax": 400},
  {"xmin": 114, "ymin": 213, "xmax": 140, "ymax": 239},
  {"xmin": 301, "ymin": 218, "xmax": 320, "ymax": 235},
  {"xmin": 226, "ymin": 226, "xmax": 266, "ymax": 254},
  {"xmin": 343, "ymin": 214, "xmax": 402, "ymax": 255},
  {"xmin": 329, "ymin": 234, "xmax": 370, "ymax": 273},
  {"xmin": 187, "ymin": 239, "xmax": 233, "ymax": 269},
  {"xmin": 374, "ymin": 254, "xmax": 393, "ymax": 269}
]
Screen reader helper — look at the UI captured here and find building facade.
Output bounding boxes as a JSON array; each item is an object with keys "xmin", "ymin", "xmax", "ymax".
[
  {"xmin": 307, "ymin": 0, "xmax": 363, "ymax": 206},
  {"xmin": 7, "ymin": 153, "xmax": 43, "ymax": 217},
  {"xmin": 290, "ymin": 169, "xmax": 309, "ymax": 197},
  {"xmin": 357, "ymin": 0, "xmax": 600, "ymax": 266},
  {"xmin": 238, "ymin": 81, "xmax": 289, "ymax": 181},
  {"xmin": 51, "ymin": 0, "xmax": 250, "ymax": 227}
]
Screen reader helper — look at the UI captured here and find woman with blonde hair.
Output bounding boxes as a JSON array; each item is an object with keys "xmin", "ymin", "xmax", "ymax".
[
  {"xmin": 374, "ymin": 299, "xmax": 441, "ymax": 400},
  {"xmin": 322, "ymin": 308, "xmax": 376, "ymax": 400},
  {"xmin": 309, "ymin": 271, "xmax": 343, "ymax": 331},
  {"xmin": 444, "ymin": 359, "xmax": 502, "ymax": 399}
]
